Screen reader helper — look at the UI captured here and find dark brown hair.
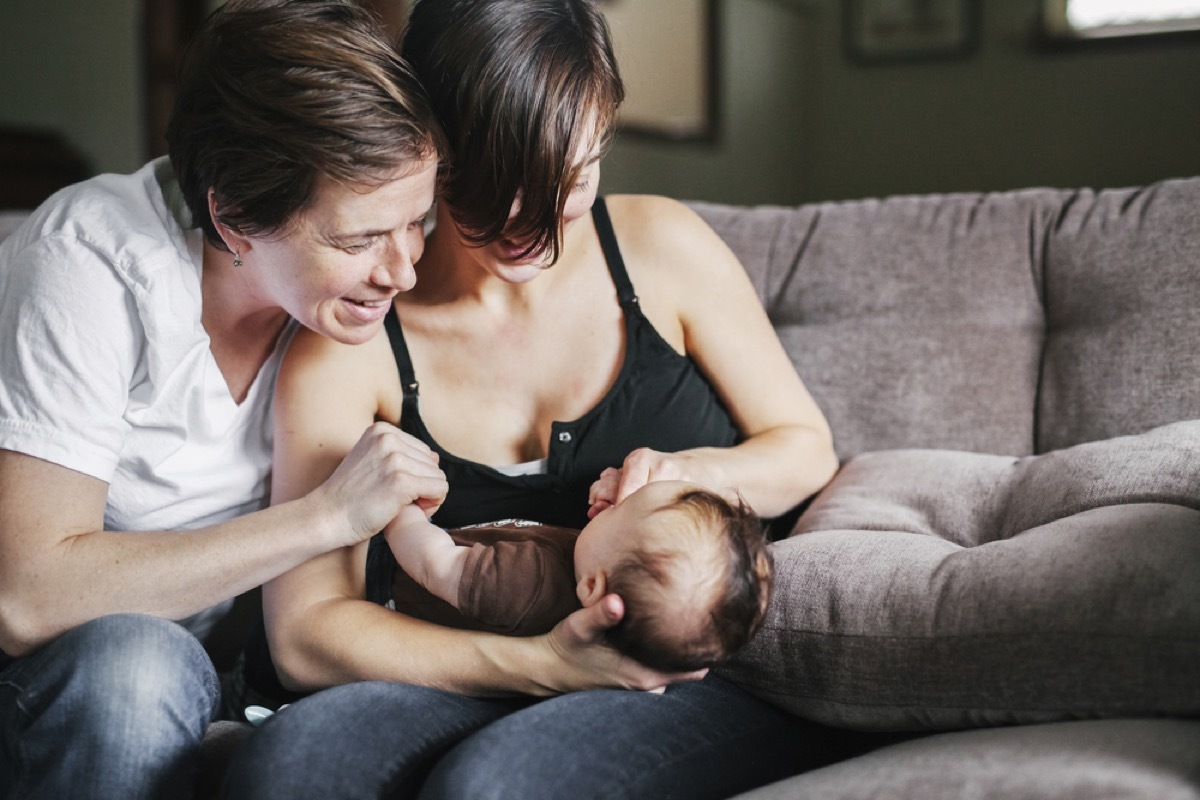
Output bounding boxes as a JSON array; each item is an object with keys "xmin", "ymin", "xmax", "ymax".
[
  {"xmin": 168, "ymin": 0, "xmax": 444, "ymax": 252},
  {"xmin": 605, "ymin": 490, "xmax": 774, "ymax": 673},
  {"xmin": 402, "ymin": 0, "xmax": 624, "ymax": 263}
]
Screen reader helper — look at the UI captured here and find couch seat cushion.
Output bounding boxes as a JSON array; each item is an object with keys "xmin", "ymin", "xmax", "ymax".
[
  {"xmin": 719, "ymin": 421, "xmax": 1200, "ymax": 730},
  {"xmin": 730, "ymin": 719, "xmax": 1200, "ymax": 800}
]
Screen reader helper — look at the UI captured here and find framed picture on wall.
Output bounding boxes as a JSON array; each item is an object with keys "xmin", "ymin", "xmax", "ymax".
[
  {"xmin": 599, "ymin": 0, "xmax": 719, "ymax": 142},
  {"xmin": 845, "ymin": 0, "xmax": 979, "ymax": 64}
]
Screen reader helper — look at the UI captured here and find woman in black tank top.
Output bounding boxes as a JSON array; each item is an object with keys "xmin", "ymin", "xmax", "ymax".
[
  {"xmin": 228, "ymin": 2, "xmax": 843, "ymax": 799},
  {"xmin": 382, "ymin": 197, "xmax": 739, "ymax": 531}
]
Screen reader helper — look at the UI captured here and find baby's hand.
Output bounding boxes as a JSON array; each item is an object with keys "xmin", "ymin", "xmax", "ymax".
[
  {"xmin": 395, "ymin": 502, "xmax": 430, "ymax": 527},
  {"xmin": 586, "ymin": 467, "xmax": 621, "ymax": 519},
  {"xmin": 587, "ymin": 448, "xmax": 693, "ymax": 518}
]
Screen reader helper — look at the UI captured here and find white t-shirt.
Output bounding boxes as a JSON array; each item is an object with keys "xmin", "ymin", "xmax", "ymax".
[{"xmin": 0, "ymin": 158, "xmax": 292, "ymax": 639}]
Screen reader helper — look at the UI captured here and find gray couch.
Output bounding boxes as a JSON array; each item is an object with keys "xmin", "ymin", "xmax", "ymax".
[
  {"xmin": 690, "ymin": 178, "xmax": 1200, "ymax": 798},
  {"xmin": 2, "ymin": 175, "xmax": 1197, "ymax": 798}
]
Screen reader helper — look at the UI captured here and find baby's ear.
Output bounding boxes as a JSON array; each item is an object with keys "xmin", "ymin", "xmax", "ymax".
[{"xmin": 575, "ymin": 571, "xmax": 608, "ymax": 607}]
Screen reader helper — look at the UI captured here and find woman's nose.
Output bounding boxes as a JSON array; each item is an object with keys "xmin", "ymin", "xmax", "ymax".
[{"xmin": 373, "ymin": 238, "xmax": 417, "ymax": 291}]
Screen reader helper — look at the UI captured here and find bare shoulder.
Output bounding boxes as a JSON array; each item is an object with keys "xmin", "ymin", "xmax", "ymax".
[
  {"xmin": 278, "ymin": 321, "xmax": 401, "ymax": 422},
  {"xmin": 602, "ymin": 194, "xmax": 746, "ymax": 297},
  {"xmin": 603, "ymin": 195, "xmax": 713, "ymax": 249}
]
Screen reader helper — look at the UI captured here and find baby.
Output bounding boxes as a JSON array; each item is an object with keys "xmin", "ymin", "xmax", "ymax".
[{"xmin": 384, "ymin": 480, "xmax": 773, "ymax": 672}]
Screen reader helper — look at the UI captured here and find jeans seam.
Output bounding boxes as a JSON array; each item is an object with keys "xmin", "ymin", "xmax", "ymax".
[
  {"xmin": 383, "ymin": 701, "xmax": 520, "ymax": 797},
  {"xmin": 1, "ymin": 679, "xmax": 32, "ymax": 798}
]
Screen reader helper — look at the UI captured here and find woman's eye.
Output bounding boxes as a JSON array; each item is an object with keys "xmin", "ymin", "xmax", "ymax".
[
  {"xmin": 343, "ymin": 239, "xmax": 374, "ymax": 254},
  {"xmin": 573, "ymin": 180, "xmax": 590, "ymax": 193}
]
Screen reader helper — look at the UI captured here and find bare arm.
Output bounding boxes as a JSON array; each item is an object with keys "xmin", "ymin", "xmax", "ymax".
[
  {"xmin": 264, "ymin": 324, "xmax": 703, "ymax": 696},
  {"xmin": 0, "ymin": 420, "xmax": 446, "ymax": 657},
  {"xmin": 595, "ymin": 196, "xmax": 839, "ymax": 518},
  {"xmin": 384, "ymin": 504, "xmax": 470, "ymax": 608}
]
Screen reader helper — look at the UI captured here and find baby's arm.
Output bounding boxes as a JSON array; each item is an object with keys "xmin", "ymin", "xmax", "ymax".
[{"xmin": 384, "ymin": 505, "xmax": 471, "ymax": 608}]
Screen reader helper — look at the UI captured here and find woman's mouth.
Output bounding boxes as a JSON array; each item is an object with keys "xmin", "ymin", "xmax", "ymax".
[
  {"xmin": 496, "ymin": 238, "xmax": 546, "ymax": 264},
  {"xmin": 342, "ymin": 296, "xmax": 393, "ymax": 323}
]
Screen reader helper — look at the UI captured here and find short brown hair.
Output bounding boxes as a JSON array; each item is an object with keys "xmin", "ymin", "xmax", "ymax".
[
  {"xmin": 605, "ymin": 490, "xmax": 774, "ymax": 673},
  {"xmin": 168, "ymin": 0, "xmax": 444, "ymax": 252},
  {"xmin": 402, "ymin": 0, "xmax": 624, "ymax": 263}
]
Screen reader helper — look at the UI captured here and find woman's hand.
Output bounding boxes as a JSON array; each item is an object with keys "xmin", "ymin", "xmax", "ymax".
[
  {"xmin": 541, "ymin": 594, "xmax": 707, "ymax": 693},
  {"xmin": 587, "ymin": 448, "xmax": 727, "ymax": 519},
  {"xmin": 312, "ymin": 421, "xmax": 448, "ymax": 548}
]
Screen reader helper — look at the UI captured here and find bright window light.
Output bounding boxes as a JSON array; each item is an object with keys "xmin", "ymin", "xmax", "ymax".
[{"xmin": 1057, "ymin": 0, "xmax": 1200, "ymax": 35}]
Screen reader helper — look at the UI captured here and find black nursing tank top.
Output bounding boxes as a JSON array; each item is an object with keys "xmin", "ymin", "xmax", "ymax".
[{"xmin": 384, "ymin": 196, "xmax": 739, "ymax": 531}]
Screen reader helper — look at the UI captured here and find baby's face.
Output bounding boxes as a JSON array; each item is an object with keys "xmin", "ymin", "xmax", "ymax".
[{"xmin": 573, "ymin": 480, "xmax": 696, "ymax": 581}]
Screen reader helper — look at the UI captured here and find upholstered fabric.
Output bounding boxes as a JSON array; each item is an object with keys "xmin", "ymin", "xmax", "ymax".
[
  {"xmin": 691, "ymin": 178, "xmax": 1200, "ymax": 461},
  {"xmin": 692, "ymin": 193, "xmax": 1056, "ymax": 460},
  {"xmin": 730, "ymin": 719, "xmax": 1200, "ymax": 800},
  {"xmin": 717, "ymin": 422, "xmax": 1200, "ymax": 730},
  {"xmin": 1038, "ymin": 179, "xmax": 1200, "ymax": 452}
]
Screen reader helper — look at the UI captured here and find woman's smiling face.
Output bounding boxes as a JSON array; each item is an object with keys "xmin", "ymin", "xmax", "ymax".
[{"xmin": 242, "ymin": 159, "xmax": 438, "ymax": 344}]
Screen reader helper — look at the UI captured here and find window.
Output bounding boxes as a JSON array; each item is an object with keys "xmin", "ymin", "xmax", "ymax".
[{"xmin": 1045, "ymin": 0, "xmax": 1200, "ymax": 39}]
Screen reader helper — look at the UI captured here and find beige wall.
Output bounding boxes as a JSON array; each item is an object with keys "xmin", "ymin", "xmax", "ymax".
[{"xmin": 2, "ymin": 0, "xmax": 1198, "ymax": 204}]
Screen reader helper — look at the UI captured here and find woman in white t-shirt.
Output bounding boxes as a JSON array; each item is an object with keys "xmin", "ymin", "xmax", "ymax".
[{"xmin": 0, "ymin": 1, "xmax": 448, "ymax": 796}]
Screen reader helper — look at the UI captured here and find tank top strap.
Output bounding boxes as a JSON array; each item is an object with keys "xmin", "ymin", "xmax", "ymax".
[
  {"xmin": 591, "ymin": 197, "xmax": 638, "ymax": 305},
  {"xmin": 384, "ymin": 310, "xmax": 421, "ymax": 402}
]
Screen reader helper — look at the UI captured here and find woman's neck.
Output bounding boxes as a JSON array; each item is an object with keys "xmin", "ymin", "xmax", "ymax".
[
  {"xmin": 411, "ymin": 206, "xmax": 586, "ymax": 313},
  {"xmin": 200, "ymin": 239, "xmax": 290, "ymax": 403}
]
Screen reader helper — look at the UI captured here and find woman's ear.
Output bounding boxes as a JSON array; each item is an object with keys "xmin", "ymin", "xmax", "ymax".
[
  {"xmin": 575, "ymin": 570, "xmax": 608, "ymax": 608},
  {"xmin": 206, "ymin": 188, "xmax": 251, "ymax": 257}
]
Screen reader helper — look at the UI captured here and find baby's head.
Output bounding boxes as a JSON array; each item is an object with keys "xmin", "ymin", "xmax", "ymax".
[{"xmin": 573, "ymin": 480, "xmax": 773, "ymax": 672}]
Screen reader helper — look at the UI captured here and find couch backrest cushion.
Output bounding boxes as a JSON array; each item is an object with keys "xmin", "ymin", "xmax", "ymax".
[
  {"xmin": 1038, "ymin": 179, "xmax": 1200, "ymax": 453},
  {"xmin": 692, "ymin": 177, "xmax": 1200, "ymax": 459},
  {"xmin": 11, "ymin": 177, "xmax": 1199, "ymax": 462},
  {"xmin": 692, "ymin": 192, "xmax": 1060, "ymax": 459}
]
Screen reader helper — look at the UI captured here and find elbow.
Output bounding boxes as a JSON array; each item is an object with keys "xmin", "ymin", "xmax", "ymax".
[
  {"xmin": 784, "ymin": 422, "xmax": 839, "ymax": 498},
  {"xmin": 265, "ymin": 618, "xmax": 333, "ymax": 695},
  {"xmin": 804, "ymin": 415, "xmax": 839, "ymax": 487},
  {"xmin": 0, "ymin": 595, "xmax": 55, "ymax": 658},
  {"xmin": 813, "ymin": 436, "xmax": 840, "ymax": 493},
  {"xmin": 271, "ymin": 655, "xmax": 323, "ymax": 695}
]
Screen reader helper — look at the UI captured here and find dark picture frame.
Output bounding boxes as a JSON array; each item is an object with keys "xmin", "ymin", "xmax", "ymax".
[
  {"xmin": 599, "ymin": 0, "xmax": 720, "ymax": 143},
  {"xmin": 845, "ymin": 0, "xmax": 979, "ymax": 65}
]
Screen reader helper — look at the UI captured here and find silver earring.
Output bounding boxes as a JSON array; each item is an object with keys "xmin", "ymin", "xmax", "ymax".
[{"xmin": 232, "ymin": 250, "xmax": 243, "ymax": 268}]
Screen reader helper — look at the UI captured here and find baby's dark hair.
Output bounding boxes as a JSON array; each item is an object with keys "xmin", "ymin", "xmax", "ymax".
[{"xmin": 604, "ymin": 489, "xmax": 773, "ymax": 673}]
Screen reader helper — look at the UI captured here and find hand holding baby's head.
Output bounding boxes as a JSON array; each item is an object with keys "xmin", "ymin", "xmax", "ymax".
[{"xmin": 573, "ymin": 480, "xmax": 772, "ymax": 673}]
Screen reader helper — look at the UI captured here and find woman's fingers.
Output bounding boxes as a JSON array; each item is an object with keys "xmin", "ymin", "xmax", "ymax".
[
  {"xmin": 547, "ymin": 595, "xmax": 711, "ymax": 693},
  {"xmin": 562, "ymin": 593, "xmax": 624, "ymax": 643},
  {"xmin": 614, "ymin": 448, "xmax": 683, "ymax": 505},
  {"xmin": 323, "ymin": 423, "xmax": 448, "ymax": 544}
]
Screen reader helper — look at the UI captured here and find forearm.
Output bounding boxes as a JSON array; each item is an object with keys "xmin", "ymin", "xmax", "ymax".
[
  {"xmin": 687, "ymin": 424, "xmax": 839, "ymax": 517},
  {"xmin": 270, "ymin": 594, "xmax": 562, "ymax": 697},
  {"xmin": 0, "ymin": 494, "xmax": 339, "ymax": 656},
  {"xmin": 384, "ymin": 512, "xmax": 469, "ymax": 608}
]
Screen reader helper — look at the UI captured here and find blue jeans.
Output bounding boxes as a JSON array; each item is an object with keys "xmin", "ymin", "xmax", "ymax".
[
  {"xmin": 0, "ymin": 614, "xmax": 220, "ymax": 800},
  {"xmin": 221, "ymin": 674, "xmax": 861, "ymax": 800}
]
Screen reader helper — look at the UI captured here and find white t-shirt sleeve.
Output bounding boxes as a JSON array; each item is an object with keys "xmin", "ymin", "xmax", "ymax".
[{"xmin": 0, "ymin": 232, "xmax": 142, "ymax": 481}]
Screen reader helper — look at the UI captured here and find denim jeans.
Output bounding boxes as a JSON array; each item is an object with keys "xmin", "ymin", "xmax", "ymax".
[
  {"xmin": 0, "ymin": 614, "xmax": 220, "ymax": 800},
  {"xmin": 221, "ymin": 674, "xmax": 863, "ymax": 800}
]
